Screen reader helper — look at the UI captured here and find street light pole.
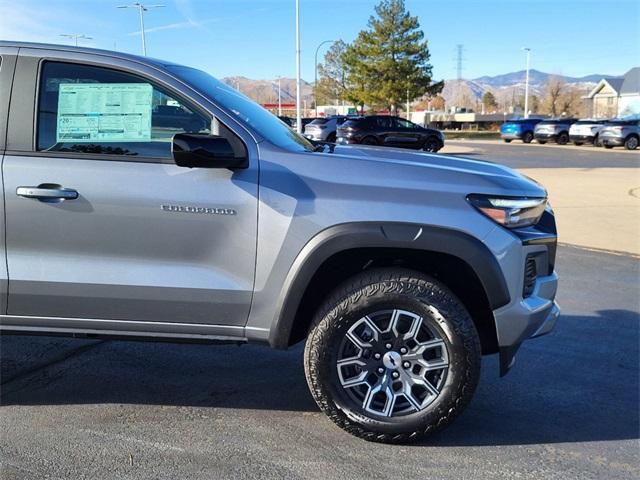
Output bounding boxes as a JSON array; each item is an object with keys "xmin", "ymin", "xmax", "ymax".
[
  {"xmin": 314, "ymin": 39, "xmax": 335, "ymax": 117},
  {"xmin": 117, "ymin": 3, "xmax": 165, "ymax": 56},
  {"xmin": 522, "ymin": 47, "xmax": 531, "ymax": 118},
  {"xmin": 60, "ymin": 34, "xmax": 92, "ymax": 47},
  {"xmin": 295, "ymin": 0, "xmax": 302, "ymax": 133}
]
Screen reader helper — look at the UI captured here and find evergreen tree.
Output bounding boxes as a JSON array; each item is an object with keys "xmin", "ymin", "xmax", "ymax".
[
  {"xmin": 343, "ymin": 0, "xmax": 442, "ymax": 113},
  {"xmin": 482, "ymin": 91, "xmax": 497, "ymax": 110}
]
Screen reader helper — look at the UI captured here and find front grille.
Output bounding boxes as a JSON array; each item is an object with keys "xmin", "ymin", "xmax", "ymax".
[{"xmin": 523, "ymin": 255, "xmax": 537, "ymax": 298}]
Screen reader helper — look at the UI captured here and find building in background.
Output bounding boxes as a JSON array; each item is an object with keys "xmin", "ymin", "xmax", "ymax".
[{"xmin": 586, "ymin": 67, "xmax": 640, "ymax": 118}]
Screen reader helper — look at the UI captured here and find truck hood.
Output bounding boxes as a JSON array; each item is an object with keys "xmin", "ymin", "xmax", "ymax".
[{"xmin": 323, "ymin": 144, "xmax": 546, "ymax": 197}]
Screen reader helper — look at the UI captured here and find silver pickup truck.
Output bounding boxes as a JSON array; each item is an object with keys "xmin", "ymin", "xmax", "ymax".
[{"xmin": 0, "ymin": 42, "xmax": 559, "ymax": 443}]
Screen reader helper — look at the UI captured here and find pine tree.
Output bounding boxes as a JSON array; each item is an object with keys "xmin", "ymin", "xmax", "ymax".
[
  {"xmin": 343, "ymin": 0, "xmax": 442, "ymax": 113},
  {"xmin": 482, "ymin": 91, "xmax": 497, "ymax": 110}
]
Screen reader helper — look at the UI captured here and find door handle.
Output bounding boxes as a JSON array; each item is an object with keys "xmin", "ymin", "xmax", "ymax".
[{"xmin": 16, "ymin": 184, "xmax": 79, "ymax": 202}]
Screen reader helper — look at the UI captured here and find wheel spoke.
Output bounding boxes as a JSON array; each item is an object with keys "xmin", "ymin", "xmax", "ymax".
[
  {"xmin": 421, "ymin": 357, "xmax": 448, "ymax": 372},
  {"xmin": 345, "ymin": 315, "xmax": 380, "ymax": 349},
  {"xmin": 401, "ymin": 368, "xmax": 440, "ymax": 397},
  {"xmin": 337, "ymin": 358, "xmax": 369, "ymax": 388},
  {"xmin": 390, "ymin": 309, "xmax": 422, "ymax": 341},
  {"xmin": 363, "ymin": 374, "xmax": 394, "ymax": 416}
]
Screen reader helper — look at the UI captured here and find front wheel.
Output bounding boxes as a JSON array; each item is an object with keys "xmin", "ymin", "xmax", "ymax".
[
  {"xmin": 423, "ymin": 137, "xmax": 441, "ymax": 152},
  {"xmin": 304, "ymin": 268, "xmax": 481, "ymax": 444},
  {"xmin": 624, "ymin": 136, "xmax": 638, "ymax": 150},
  {"xmin": 557, "ymin": 132, "xmax": 569, "ymax": 145},
  {"xmin": 522, "ymin": 131, "xmax": 534, "ymax": 144}
]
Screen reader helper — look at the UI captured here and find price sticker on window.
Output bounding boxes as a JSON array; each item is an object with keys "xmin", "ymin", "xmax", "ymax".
[{"xmin": 56, "ymin": 83, "xmax": 153, "ymax": 143}]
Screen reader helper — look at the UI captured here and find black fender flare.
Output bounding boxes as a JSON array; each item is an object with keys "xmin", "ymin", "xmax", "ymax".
[{"xmin": 268, "ymin": 222, "xmax": 510, "ymax": 349}]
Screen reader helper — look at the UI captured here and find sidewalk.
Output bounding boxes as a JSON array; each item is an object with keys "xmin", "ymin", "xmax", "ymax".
[{"xmin": 519, "ymin": 168, "xmax": 640, "ymax": 256}]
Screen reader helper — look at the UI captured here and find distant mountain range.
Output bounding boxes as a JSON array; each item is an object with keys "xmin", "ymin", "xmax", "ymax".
[
  {"xmin": 472, "ymin": 69, "xmax": 615, "ymax": 88},
  {"xmin": 222, "ymin": 69, "xmax": 620, "ymax": 109},
  {"xmin": 441, "ymin": 69, "xmax": 620, "ymax": 108},
  {"xmin": 222, "ymin": 76, "xmax": 314, "ymax": 106}
]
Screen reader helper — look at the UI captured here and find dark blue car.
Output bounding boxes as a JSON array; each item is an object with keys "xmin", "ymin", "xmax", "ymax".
[{"xmin": 500, "ymin": 118, "xmax": 543, "ymax": 143}]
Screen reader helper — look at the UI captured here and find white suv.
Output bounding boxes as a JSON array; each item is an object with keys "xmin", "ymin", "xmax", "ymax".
[{"xmin": 569, "ymin": 119, "xmax": 607, "ymax": 146}]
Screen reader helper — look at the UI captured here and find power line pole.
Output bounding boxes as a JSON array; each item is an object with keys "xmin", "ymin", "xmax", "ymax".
[
  {"xmin": 295, "ymin": 0, "xmax": 302, "ymax": 133},
  {"xmin": 117, "ymin": 3, "xmax": 165, "ymax": 56},
  {"xmin": 522, "ymin": 47, "xmax": 531, "ymax": 118},
  {"xmin": 60, "ymin": 34, "xmax": 92, "ymax": 47},
  {"xmin": 456, "ymin": 44, "xmax": 464, "ymax": 81},
  {"xmin": 455, "ymin": 44, "xmax": 465, "ymax": 110}
]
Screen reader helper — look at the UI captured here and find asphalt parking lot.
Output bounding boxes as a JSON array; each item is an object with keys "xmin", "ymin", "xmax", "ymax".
[{"xmin": 1, "ymin": 142, "xmax": 639, "ymax": 480}]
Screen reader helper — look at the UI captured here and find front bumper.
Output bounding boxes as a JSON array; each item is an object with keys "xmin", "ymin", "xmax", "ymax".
[
  {"xmin": 304, "ymin": 132, "xmax": 323, "ymax": 141},
  {"xmin": 534, "ymin": 133, "xmax": 557, "ymax": 142},
  {"xmin": 501, "ymin": 132, "xmax": 522, "ymax": 140},
  {"xmin": 600, "ymin": 135, "xmax": 624, "ymax": 146},
  {"xmin": 570, "ymin": 134, "xmax": 595, "ymax": 143},
  {"xmin": 490, "ymin": 210, "xmax": 559, "ymax": 376},
  {"xmin": 494, "ymin": 270, "xmax": 559, "ymax": 375}
]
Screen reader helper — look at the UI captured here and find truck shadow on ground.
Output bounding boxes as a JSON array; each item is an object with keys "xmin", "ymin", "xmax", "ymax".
[{"xmin": 1, "ymin": 310, "xmax": 637, "ymax": 447}]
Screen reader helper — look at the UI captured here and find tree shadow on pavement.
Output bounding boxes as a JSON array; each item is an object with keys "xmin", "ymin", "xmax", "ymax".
[{"xmin": 1, "ymin": 309, "xmax": 638, "ymax": 447}]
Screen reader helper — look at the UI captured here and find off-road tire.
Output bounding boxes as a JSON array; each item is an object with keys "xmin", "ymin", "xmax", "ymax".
[{"xmin": 304, "ymin": 268, "xmax": 481, "ymax": 444}]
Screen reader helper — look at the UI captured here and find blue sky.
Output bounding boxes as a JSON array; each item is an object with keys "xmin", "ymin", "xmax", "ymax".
[{"xmin": 1, "ymin": 0, "xmax": 638, "ymax": 81}]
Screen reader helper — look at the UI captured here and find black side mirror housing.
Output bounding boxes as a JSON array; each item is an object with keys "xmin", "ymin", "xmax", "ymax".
[{"xmin": 172, "ymin": 134, "xmax": 247, "ymax": 169}]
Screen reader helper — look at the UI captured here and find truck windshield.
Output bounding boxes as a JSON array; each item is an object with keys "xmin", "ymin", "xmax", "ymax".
[{"xmin": 167, "ymin": 65, "xmax": 315, "ymax": 152}]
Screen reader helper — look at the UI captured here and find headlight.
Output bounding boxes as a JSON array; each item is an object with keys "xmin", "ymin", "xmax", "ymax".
[{"xmin": 467, "ymin": 194, "xmax": 547, "ymax": 229}]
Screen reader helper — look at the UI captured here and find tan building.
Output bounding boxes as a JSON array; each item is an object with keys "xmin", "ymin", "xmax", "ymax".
[{"xmin": 586, "ymin": 67, "xmax": 640, "ymax": 119}]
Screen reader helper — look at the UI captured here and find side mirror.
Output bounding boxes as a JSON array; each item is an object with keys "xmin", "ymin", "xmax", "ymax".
[{"xmin": 172, "ymin": 133, "xmax": 247, "ymax": 169}]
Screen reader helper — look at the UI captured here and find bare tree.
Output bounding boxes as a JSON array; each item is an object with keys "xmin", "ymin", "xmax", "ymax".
[{"xmin": 542, "ymin": 76, "xmax": 565, "ymax": 116}]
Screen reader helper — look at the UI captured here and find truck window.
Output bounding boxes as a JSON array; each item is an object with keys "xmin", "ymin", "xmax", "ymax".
[{"xmin": 36, "ymin": 61, "xmax": 211, "ymax": 158}]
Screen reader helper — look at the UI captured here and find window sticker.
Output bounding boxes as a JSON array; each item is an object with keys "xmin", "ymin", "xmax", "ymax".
[{"xmin": 56, "ymin": 83, "xmax": 153, "ymax": 143}]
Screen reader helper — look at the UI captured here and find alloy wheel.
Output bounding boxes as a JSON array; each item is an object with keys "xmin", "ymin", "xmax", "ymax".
[{"xmin": 336, "ymin": 309, "xmax": 449, "ymax": 417}]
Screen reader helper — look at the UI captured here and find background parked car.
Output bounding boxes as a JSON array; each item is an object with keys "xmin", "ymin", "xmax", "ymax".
[
  {"xmin": 534, "ymin": 118, "xmax": 578, "ymax": 145},
  {"xmin": 599, "ymin": 119, "xmax": 640, "ymax": 150},
  {"xmin": 303, "ymin": 116, "xmax": 348, "ymax": 142},
  {"xmin": 293, "ymin": 117, "xmax": 318, "ymax": 131},
  {"xmin": 152, "ymin": 104, "xmax": 207, "ymax": 132},
  {"xmin": 500, "ymin": 118, "xmax": 542, "ymax": 143},
  {"xmin": 569, "ymin": 119, "xmax": 608, "ymax": 146},
  {"xmin": 336, "ymin": 115, "xmax": 444, "ymax": 152}
]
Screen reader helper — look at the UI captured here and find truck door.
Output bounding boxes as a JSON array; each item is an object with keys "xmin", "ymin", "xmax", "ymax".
[{"xmin": 2, "ymin": 48, "xmax": 258, "ymax": 336}]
